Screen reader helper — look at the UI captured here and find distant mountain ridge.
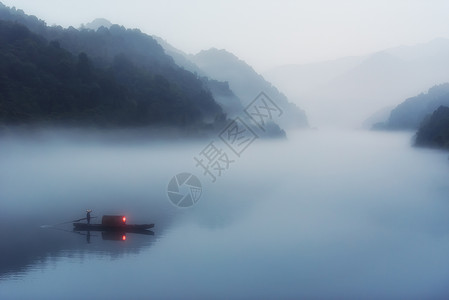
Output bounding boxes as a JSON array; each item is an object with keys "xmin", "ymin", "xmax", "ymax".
[
  {"xmin": 81, "ymin": 18, "xmax": 112, "ymax": 30},
  {"xmin": 264, "ymin": 38, "xmax": 449, "ymax": 127},
  {"xmin": 0, "ymin": 2, "xmax": 304, "ymax": 136},
  {"xmin": 152, "ymin": 37, "xmax": 305, "ymax": 136},
  {"xmin": 378, "ymin": 83, "xmax": 449, "ymax": 130},
  {"xmin": 189, "ymin": 48, "xmax": 308, "ymax": 129},
  {"xmin": 152, "ymin": 35, "xmax": 205, "ymax": 76},
  {"xmin": 368, "ymin": 83, "xmax": 449, "ymax": 152},
  {"xmin": 152, "ymin": 38, "xmax": 245, "ymax": 116},
  {"xmin": 0, "ymin": 3, "xmax": 226, "ymax": 131}
]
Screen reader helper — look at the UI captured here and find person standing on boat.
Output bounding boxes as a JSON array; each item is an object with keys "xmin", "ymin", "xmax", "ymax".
[{"xmin": 86, "ymin": 209, "xmax": 92, "ymax": 224}]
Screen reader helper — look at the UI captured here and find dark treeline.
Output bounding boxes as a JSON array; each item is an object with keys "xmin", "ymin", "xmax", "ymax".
[
  {"xmin": 377, "ymin": 83, "xmax": 449, "ymax": 130},
  {"xmin": 415, "ymin": 106, "xmax": 449, "ymax": 149},
  {"xmin": 0, "ymin": 3, "xmax": 226, "ymax": 129},
  {"xmin": 372, "ymin": 83, "xmax": 449, "ymax": 150}
]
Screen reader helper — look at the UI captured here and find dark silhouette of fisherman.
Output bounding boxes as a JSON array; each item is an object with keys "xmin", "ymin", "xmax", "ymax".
[{"xmin": 86, "ymin": 209, "xmax": 92, "ymax": 224}]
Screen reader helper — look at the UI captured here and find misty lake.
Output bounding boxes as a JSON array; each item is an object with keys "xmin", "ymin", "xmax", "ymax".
[{"xmin": 1, "ymin": 129, "xmax": 449, "ymax": 299}]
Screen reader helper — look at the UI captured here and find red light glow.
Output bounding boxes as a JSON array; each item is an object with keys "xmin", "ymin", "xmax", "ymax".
[
  {"xmin": 122, "ymin": 217, "xmax": 126, "ymax": 223},
  {"xmin": 122, "ymin": 235, "xmax": 126, "ymax": 241}
]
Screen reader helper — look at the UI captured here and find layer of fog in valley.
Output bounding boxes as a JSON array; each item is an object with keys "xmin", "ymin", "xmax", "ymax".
[
  {"xmin": 264, "ymin": 38, "xmax": 449, "ymax": 128},
  {"xmin": 1, "ymin": 129, "xmax": 449, "ymax": 299}
]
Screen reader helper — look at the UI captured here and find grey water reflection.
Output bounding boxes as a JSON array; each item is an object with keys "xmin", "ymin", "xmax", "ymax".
[
  {"xmin": 0, "ymin": 214, "xmax": 157, "ymax": 279},
  {"xmin": 1, "ymin": 129, "xmax": 449, "ymax": 299},
  {"xmin": 0, "ymin": 129, "xmax": 186, "ymax": 279}
]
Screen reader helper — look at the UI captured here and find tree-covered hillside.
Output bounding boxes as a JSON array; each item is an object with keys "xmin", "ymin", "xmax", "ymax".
[
  {"xmin": 379, "ymin": 83, "xmax": 449, "ymax": 130},
  {"xmin": 415, "ymin": 106, "xmax": 449, "ymax": 149},
  {"xmin": 0, "ymin": 3, "xmax": 225, "ymax": 129}
]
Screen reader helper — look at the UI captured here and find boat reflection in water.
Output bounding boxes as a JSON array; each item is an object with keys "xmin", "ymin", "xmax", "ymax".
[
  {"xmin": 78, "ymin": 230, "xmax": 154, "ymax": 244},
  {"xmin": 73, "ymin": 215, "xmax": 155, "ymax": 244},
  {"xmin": 0, "ymin": 215, "xmax": 158, "ymax": 279},
  {"xmin": 77, "ymin": 229, "xmax": 154, "ymax": 244}
]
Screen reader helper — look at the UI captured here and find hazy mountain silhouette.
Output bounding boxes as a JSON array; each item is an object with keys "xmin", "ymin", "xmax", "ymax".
[
  {"xmin": 0, "ymin": 3, "xmax": 227, "ymax": 131},
  {"xmin": 153, "ymin": 42, "xmax": 307, "ymax": 129},
  {"xmin": 0, "ymin": 3, "xmax": 287, "ymax": 136},
  {"xmin": 265, "ymin": 39, "xmax": 449, "ymax": 127},
  {"xmin": 152, "ymin": 37, "xmax": 244, "ymax": 115},
  {"xmin": 81, "ymin": 18, "xmax": 113, "ymax": 30},
  {"xmin": 378, "ymin": 83, "xmax": 449, "ymax": 130},
  {"xmin": 153, "ymin": 37, "xmax": 287, "ymax": 136},
  {"xmin": 362, "ymin": 105, "xmax": 395, "ymax": 129},
  {"xmin": 152, "ymin": 35, "xmax": 205, "ymax": 76},
  {"xmin": 189, "ymin": 48, "xmax": 308, "ymax": 130},
  {"xmin": 265, "ymin": 56, "xmax": 364, "ymax": 100}
]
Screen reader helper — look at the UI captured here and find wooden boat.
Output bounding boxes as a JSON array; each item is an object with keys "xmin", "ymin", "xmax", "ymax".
[
  {"xmin": 73, "ymin": 215, "xmax": 154, "ymax": 233},
  {"xmin": 73, "ymin": 223, "xmax": 154, "ymax": 231}
]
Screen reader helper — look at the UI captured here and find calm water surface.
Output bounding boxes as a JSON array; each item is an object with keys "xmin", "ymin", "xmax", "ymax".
[{"xmin": 1, "ymin": 130, "xmax": 449, "ymax": 299}]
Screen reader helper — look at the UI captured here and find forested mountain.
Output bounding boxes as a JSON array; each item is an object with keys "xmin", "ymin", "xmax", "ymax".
[
  {"xmin": 415, "ymin": 106, "xmax": 449, "ymax": 149},
  {"xmin": 0, "ymin": 3, "xmax": 225, "ymax": 130},
  {"xmin": 378, "ymin": 84, "xmax": 449, "ymax": 130},
  {"xmin": 152, "ymin": 37, "xmax": 286, "ymax": 136},
  {"xmin": 153, "ymin": 36, "xmax": 244, "ymax": 117},
  {"xmin": 152, "ymin": 35, "xmax": 205, "ymax": 76},
  {"xmin": 0, "ymin": 20, "xmax": 225, "ymax": 128},
  {"xmin": 81, "ymin": 18, "xmax": 112, "ymax": 31}
]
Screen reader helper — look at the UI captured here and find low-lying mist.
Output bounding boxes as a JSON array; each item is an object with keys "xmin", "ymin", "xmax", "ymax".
[{"xmin": 1, "ymin": 128, "xmax": 449, "ymax": 298}]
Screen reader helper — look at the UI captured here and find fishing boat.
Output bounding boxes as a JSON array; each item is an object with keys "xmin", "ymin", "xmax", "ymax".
[{"xmin": 73, "ymin": 215, "xmax": 154, "ymax": 233}]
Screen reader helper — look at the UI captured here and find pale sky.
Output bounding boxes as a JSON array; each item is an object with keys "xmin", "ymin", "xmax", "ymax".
[{"xmin": 2, "ymin": 0, "xmax": 449, "ymax": 71}]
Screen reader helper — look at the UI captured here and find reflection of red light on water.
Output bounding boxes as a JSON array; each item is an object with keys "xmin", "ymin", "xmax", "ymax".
[
  {"xmin": 122, "ymin": 235, "xmax": 126, "ymax": 241},
  {"xmin": 122, "ymin": 217, "xmax": 126, "ymax": 223}
]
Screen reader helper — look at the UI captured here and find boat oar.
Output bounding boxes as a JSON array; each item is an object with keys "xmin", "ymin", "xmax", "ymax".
[
  {"xmin": 40, "ymin": 216, "xmax": 97, "ymax": 228},
  {"xmin": 43, "ymin": 225, "xmax": 99, "ymax": 237},
  {"xmin": 71, "ymin": 216, "xmax": 97, "ymax": 223}
]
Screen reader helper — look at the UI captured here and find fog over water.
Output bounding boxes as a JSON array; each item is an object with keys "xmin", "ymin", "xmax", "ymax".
[
  {"xmin": 1, "ymin": 1, "xmax": 449, "ymax": 298},
  {"xmin": 1, "ymin": 129, "xmax": 449, "ymax": 299}
]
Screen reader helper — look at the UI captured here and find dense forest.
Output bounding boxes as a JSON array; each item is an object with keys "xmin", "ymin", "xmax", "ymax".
[
  {"xmin": 371, "ymin": 83, "xmax": 449, "ymax": 150},
  {"xmin": 0, "ymin": 3, "xmax": 226, "ymax": 130},
  {"xmin": 415, "ymin": 106, "xmax": 449, "ymax": 149}
]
